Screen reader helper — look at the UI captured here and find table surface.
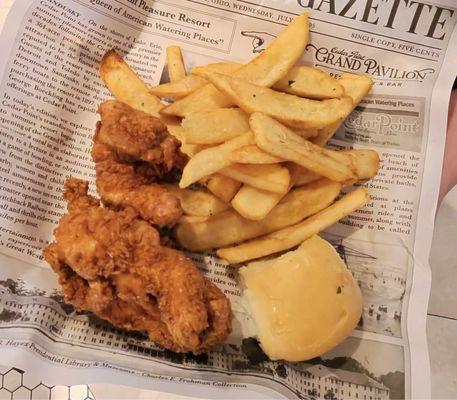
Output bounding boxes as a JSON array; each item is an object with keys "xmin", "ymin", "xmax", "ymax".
[{"xmin": 1, "ymin": 1, "xmax": 457, "ymax": 398}]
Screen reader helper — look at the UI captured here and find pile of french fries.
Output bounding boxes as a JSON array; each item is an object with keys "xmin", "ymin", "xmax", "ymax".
[{"xmin": 99, "ymin": 14, "xmax": 379, "ymax": 265}]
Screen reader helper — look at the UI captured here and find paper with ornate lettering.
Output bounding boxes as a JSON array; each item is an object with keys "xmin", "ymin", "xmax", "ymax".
[{"xmin": 0, "ymin": 0, "xmax": 456, "ymax": 398}]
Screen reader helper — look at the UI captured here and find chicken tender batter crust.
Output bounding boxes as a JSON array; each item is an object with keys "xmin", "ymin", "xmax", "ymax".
[
  {"xmin": 44, "ymin": 179, "xmax": 231, "ymax": 354},
  {"xmin": 93, "ymin": 100, "xmax": 183, "ymax": 227}
]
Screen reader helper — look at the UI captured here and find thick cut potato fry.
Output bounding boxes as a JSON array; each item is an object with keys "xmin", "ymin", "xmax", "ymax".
[
  {"xmin": 100, "ymin": 50, "xmax": 164, "ymax": 117},
  {"xmin": 293, "ymin": 127, "xmax": 319, "ymax": 139},
  {"xmin": 206, "ymin": 174, "xmax": 241, "ymax": 203},
  {"xmin": 191, "ymin": 62, "xmax": 242, "ymax": 76},
  {"xmin": 232, "ymin": 185, "xmax": 285, "ymax": 220},
  {"xmin": 164, "ymin": 185, "xmax": 229, "ymax": 217},
  {"xmin": 166, "ymin": 45, "xmax": 186, "ymax": 82},
  {"xmin": 160, "ymin": 84, "xmax": 233, "ymax": 116},
  {"xmin": 221, "ymin": 163, "xmax": 290, "ymax": 194},
  {"xmin": 176, "ymin": 179, "xmax": 341, "ymax": 250},
  {"xmin": 182, "ymin": 108, "xmax": 250, "ymax": 145},
  {"xmin": 334, "ymin": 149, "xmax": 380, "ymax": 180},
  {"xmin": 273, "ymin": 66, "xmax": 345, "ymax": 99},
  {"xmin": 179, "ymin": 131, "xmax": 253, "ymax": 188},
  {"xmin": 251, "ymin": 113, "xmax": 357, "ymax": 182},
  {"xmin": 166, "ymin": 123, "xmax": 185, "ymax": 141},
  {"xmin": 217, "ymin": 187, "xmax": 369, "ymax": 263},
  {"xmin": 339, "ymin": 73, "xmax": 374, "ymax": 104},
  {"xmin": 167, "ymin": 124, "xmax": 205, "ymax": 157},
  {"xmin": 287, "ymin": 149, "xmax": 379, "ymax": 186},
  {"xmin": 230, "ymin": 145, "xmax": 284, "ymax": 164},
  {"xmin": 287, "ymin": 163, "xmax": 322, "ymax": 187},
  {"xmin": 312, "ymin": 120, "xmax": 340, "ymax": 147},
  {"xmin": 179, "ymin": 215, "xmax": 210, "ymax": 224},
  {"xmin": 313, "ymin": 73, "xmax": 373, "ymax": 146},
  {"xmin": 180, "ymin": 143, "xmax": 205, "ymax": 158},
  {"xmin": 216, "ymin": 14, "xmax": 309, "ymax": 86},
  {"xmin": 150, "ymin": 75, "xmax": 207, "ymax": 99},
  {"xmin": 161, "ymin": 14, "xmax": 309, "ymax": 116},
  {"xmin": 206, "ymin": 73, "xmax": 354, "ymax": 129}
]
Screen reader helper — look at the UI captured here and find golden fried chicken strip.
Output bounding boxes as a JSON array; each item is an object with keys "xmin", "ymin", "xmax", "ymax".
[
  {"xmin": 44, "ymin": 179, "xmax": 231, "ymax": 354},
  {"xmin": 93, "ymin": 100, "xmax": 183, "ymax": 227},
  {"xmin": 96, "ymin": 100, "xmax": 178, "ymax": 167},
  {"xmin": 93, "ymin": 142, "xmax": 182, "ymax": 227}
]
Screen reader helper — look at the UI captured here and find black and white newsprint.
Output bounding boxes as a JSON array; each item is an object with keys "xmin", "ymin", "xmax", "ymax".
[{"xmin": 0, "ymin": 0, "xmax": 456, "ymax": 398}]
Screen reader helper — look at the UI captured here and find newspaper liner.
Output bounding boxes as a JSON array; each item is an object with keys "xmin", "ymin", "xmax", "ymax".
[{"xmin": 0, "ymin": 0, "xmax": 456, "ymax": 398}]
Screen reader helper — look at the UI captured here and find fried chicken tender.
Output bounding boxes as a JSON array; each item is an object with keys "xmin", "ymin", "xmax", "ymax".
[
  {"xmin": 93, "ymin": 100, "xmax": 182, "ymax": 227},
  {"xmin": 44, "ymin": 179, "xmax": 231, "ymax": 354}
]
